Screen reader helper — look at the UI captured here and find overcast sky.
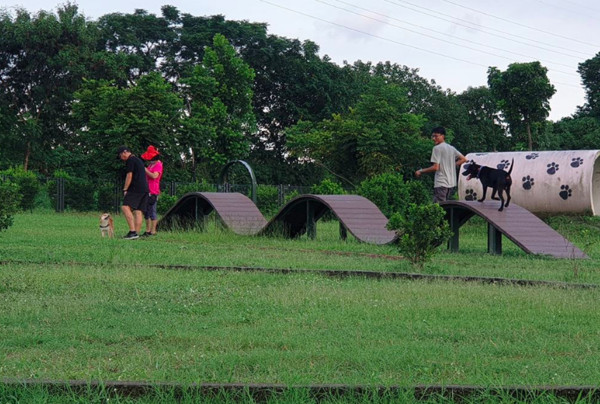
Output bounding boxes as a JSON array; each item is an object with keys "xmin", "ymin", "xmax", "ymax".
[{"xmin": 4, "ymin": 0, "xmax": 600, "ymax": 121}]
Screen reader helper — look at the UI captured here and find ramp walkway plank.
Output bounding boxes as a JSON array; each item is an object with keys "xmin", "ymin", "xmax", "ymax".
[
  {"xmin": 158, "ymin": 193, "xmax": 396, "ymax": 245},
  {"xmin": 158, "ymin": 192, "xmax": 267, "ymax": 235},
  {"xmin": 259, "ymin": 194, "xmax": 396, "ymax": 245},
  {"xmin": 440, "ymin": 200, "xmax": 588, "ymax": 259}
]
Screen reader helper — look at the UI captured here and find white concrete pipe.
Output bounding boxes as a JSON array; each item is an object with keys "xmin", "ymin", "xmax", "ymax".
[{"xmin": 458, "ymin": 150, "xmax": 600, "ymax": 215}]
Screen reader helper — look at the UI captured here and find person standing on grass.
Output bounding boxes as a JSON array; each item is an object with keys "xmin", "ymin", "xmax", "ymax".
[
  {"xmin": 117, "ymin": 145, "xmax": 149, "ymax": 240},
  {"xmin": 140, "ymin": 145, "xmax": 163, "ymax": 237},
  {"xmin": 415, "ymin": 126, "xmax": 467, "ymax": 203}
]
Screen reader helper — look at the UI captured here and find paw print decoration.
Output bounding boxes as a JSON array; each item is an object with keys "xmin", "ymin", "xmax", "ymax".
[
  {"xmin": 497, "ymin": 160, "xmax": 510, "ymax": 170},
  {"xmin": 522, "ymin": 175, "xmax": 535, "ymax": 190},
  {"xmin": 525, "ymin": 153, "xmax": 539, "ymax": 160},
  {"xmin": 571, "ymin": 157, "xmax": 583, "ymax": 168},
  {"xmin": 559, "ymin": 185, "xmax": 572, "ymax": 200},
  {"xmin": 465, "ymin": 189, "xmax": 478, "ymax": 201},
  {"xmin": 547, "ymin": 162, "xmax": 559, "ymax": 175}
]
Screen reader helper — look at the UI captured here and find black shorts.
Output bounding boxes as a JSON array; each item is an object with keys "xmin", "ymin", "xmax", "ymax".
[{"xmin": 123, "ymin": 191, "xmax": 148, "ymax": 212}]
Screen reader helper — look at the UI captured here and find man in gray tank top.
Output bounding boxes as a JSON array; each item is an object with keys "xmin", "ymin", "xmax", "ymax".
[{"xmin": 415, "ymin": 127, "xmax": 467, "ymax": 203}]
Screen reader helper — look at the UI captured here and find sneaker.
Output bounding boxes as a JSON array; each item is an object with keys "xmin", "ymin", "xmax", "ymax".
[
  {"xmin": 123, "ymin": 231, "xmax": 139, "ymax": 240},
  {"xmin": 140, "ymin": 232, "xmax": 152, "ymax": 238}
]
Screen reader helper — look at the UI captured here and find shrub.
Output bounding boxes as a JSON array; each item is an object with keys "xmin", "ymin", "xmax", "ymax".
[
  {"xmin": 0, "ymin": 179, "xmax": 21, "ymax": 232},
  {"xmin": 174, "ymin": 180, "xmax": 216, "ymax": 197},
  {"xmin": 256, "ymin": 185, "xmax": 279, "ymax": 217},
  {"xmin": 310, "ymin": 179, "xmax": 346, "ymax": 195},
  {"xmin": 157, "ymin": 194, "xmax": 178, "ymax": 215},
  {"xmin": 387, "ymin": 203, "xmax": 453, "ymax": 268},
  {"xmin": 357, "ymin": 173, "xmax": 408, "ymax": 218},
  {"xmin": 1, "ymin": 166, "xmax": 41, "ymax": 211},
  {"xmin": 357, "ymin": 173, "xmax": 429, "ymax": 218}
]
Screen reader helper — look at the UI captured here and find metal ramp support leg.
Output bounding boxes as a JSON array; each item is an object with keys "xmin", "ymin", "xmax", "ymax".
[
  {"xmin": 448, "ymin": 207, "xmax": 460, "ymax": 252},
  {"xmin": 307, "ymin": 201, "xmax": 316, "ymax": 239},
  {"xmin": 488, "ymin": 223, "xmax": 502, "ymax": 255}
]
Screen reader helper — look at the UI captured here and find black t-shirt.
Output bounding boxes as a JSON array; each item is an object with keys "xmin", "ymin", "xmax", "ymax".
[{"xmin": 126, "ymin": 155, "xmax": 149, "ymax": 193}]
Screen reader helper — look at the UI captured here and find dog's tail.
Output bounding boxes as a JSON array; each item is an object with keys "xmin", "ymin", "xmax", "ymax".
[{"xmin": 508, "ymin": 158, "xmax": 514, "ymax": 175}]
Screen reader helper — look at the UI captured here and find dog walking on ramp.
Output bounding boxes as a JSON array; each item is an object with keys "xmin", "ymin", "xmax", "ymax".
[{"xmin": 462, "ymin": 159, "xmax": 514, "ymax": 211}]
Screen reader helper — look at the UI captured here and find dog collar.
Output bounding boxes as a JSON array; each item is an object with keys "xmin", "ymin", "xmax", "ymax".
[
  {"xmin": 99, "ymin": 224, "xmax": 110, "ymax": 229},
  {"xmin": 477, "ymin": 166, "xmax": 483, "ymax": 178}
]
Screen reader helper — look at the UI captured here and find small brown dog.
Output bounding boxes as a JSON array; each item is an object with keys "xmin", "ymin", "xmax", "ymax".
[{"xmin": 99, "ymin": 213, "xmax": 114, "ymax": 238}]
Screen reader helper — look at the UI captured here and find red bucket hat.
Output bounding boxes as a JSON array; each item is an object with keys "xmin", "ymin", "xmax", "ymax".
[{"xmin": 141, "ymin": 145, "xmax": 160, "ymax": 161}]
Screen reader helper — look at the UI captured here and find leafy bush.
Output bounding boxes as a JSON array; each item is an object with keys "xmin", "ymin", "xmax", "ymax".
[
  {"xmin": 284, "ymin": 189, "xmax": 300, "ymax": 204},
  {"xmin": 0, "ymin": 179, "xmax": 21, "ymax": 231},
  {"xmin": 157, "ymin": 194, "xmax": 178, "ymax": 215},
  {"xmin": 174, "ymin": 180, "xmax": 216, "ymax": 197},
  {"xmin": 310, "ymin": 179, "xmax": 346, "ymax": 195},
  {"xmin": 357, "ymin": 173, "xmax": 430, "ymax": 218},
  {"xmin": 387, "ymin": 203, "xmax": 453, "ymax": 268},
  {"xmin": 257, "ymin": 185, "xmax": 280, "ymax": 217},
  {"xmin": 1, "ymin": 166, "xmax": 41, "ymax": 211}
]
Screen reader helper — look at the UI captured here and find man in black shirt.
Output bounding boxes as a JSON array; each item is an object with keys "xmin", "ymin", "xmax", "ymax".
[{"xmin": 117, "ymin": 146, "xmax": 149, "ymax": 239}]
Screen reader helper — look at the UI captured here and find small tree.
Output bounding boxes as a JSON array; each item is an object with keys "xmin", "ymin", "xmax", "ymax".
[
  {"xmin": 0, "ymin": 179, "xmax": 22, "ymax": 232},
  {"xmin": 387, "ymin": 203, "xmax": 452, "ymax": 268}
]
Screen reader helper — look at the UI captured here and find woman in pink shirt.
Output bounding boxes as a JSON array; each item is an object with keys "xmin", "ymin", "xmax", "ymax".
[{"xmin": 140, "ymin": 145, "xmax": 163, "ymax": 236}]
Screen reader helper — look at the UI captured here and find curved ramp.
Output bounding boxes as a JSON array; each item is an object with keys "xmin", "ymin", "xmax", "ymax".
[
  {"xmin": 440, "ymin": 200, "xmax": 588, "ymax": 259},
  {"xmin": 158, "ymin": 192, "xmax": 267, "ymax": 235},
  {"xmin": 260, "ymin": 194, "xmax": 396, "ymax": 245},
  {"xmin": 158, "ymin": 193, "xmax": 396, "ymax": 245}
]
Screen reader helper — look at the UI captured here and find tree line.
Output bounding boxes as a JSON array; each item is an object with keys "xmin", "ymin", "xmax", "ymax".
[{"xmin": 1, "ymin": 4, "xmax": 599, "ymax": 188}]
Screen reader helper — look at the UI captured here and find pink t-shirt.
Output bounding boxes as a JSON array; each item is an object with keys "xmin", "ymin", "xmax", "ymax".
[{"xmin": 146, "ymin": 160, "xmax": 163, "ymax": 195}]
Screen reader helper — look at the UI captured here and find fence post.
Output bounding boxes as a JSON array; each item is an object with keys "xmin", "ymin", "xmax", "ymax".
[
  {"xmin": 278, "ymin": 184, "xmax": 284, "ymax": 206},
  {"xmin": 55, "ymin": 177, "xmax": 65, "ymax": 213}
]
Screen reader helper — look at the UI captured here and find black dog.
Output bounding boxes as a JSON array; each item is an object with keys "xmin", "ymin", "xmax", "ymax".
[{"xmin": 462, "ymin": 159, "xmax": 514, "ymax": 211}]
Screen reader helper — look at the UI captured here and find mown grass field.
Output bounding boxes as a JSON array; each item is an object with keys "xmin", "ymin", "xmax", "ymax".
[{"xmin": 1, "ymin": 211, "xmax": 599, "ymax": 402}]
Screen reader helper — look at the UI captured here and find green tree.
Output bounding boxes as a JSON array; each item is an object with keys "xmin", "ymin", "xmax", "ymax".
[
  {"xmin": 0, "ymin": 5, "xmax": 98, "ymax": 173},
  {"xmin": 72, "ymin": 72, "xmax": 183, "ymax": 179},
  {"xmin": 96, "ymin": 8, "xmax": 175, "ymax": 85},
  {"xmin": 179, "ymin": 34, "xmax": 255, "ymax": 180},
  {"xmin": 577, "ymin": 53, "xmax": 600, "ymax": 118},
  {"xmin": 488, "ymin": 62, "xmax": 556, "ymax": 151},
  {"xmin": 550, "ymin": 117, "xmax": 600, "ymax": 150},
  {"xmin": 287, "ymin": 78, "xmax": 427, "ymax": 185},
  {"xmin": 457, "ymin": 86, "xmax": 508, "ymax": 152}
]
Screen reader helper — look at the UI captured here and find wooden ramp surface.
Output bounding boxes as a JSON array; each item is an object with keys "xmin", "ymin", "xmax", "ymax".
[
  {"xmin": 260, "ymin": 194, "xmax": 397, "ymax": 245},
  {"xmin": 158, "ymin": 193, "xmax": 396, "ymax": 245},
  {"xmin": 158, "ymin": 192, "xmax": 267, "ymax": 235},
  {"xmin": 440, "ymin": 200, "xmax": 588, "ymax": 259}
]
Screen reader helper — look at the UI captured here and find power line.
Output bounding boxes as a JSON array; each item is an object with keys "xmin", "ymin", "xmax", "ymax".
[
  {"xmin": 259, "ymin": 0, "xmax": 489, "ymax": 68},
  {"xmin": 321, "ymin": 0, "xmax": 579, "ymax": 74},
  {"xmin": 382, "ymin": 0, "xmax": 593, "ymax": 58},
  {"xmin": 536, "ymin": 0, "xmax": 600, "ymax": 15},
  {"xmin": 259, "ymin": 0, "xmax": 582, "ymax": 88},
  {"xmin": 439, "ymin": 0, "xmax": 600, "ymax": 48}
]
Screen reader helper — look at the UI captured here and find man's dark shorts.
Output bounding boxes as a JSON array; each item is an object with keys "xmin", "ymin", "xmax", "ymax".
[
  {"xmin": 433, "ymin": 187, "xmax": 455, "ymax": 203},
  {"xmin": 123, "ymin": 191, "xmax": 148, "ymax": 212}
]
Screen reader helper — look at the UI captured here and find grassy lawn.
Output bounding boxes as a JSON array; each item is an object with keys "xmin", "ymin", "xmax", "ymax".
[{"xmin": 1, "ymin": 211, "xmax": 599, "ymax": 401}]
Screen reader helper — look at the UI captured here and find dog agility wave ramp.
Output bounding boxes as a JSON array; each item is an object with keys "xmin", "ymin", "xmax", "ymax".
[
  {"xmin": 158, "ymin": 192, "xmax": 396, "ymax": 245},
  {"xmin": 441, "ymin": 200, "xmax": 588, "ymax": 259}
]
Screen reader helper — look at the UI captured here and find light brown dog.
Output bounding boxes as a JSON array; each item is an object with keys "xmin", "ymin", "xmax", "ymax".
[{"xmin": 99, "ymin": 213, "xmax": 114, "ymax": 238}]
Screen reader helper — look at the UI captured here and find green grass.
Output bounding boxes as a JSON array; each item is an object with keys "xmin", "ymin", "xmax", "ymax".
[{"xmin": 1, "ymin": 211, "xmax": 600, "ymax": 402}]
